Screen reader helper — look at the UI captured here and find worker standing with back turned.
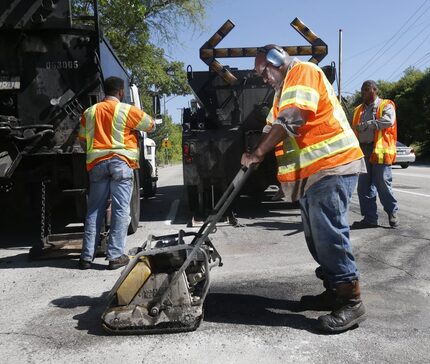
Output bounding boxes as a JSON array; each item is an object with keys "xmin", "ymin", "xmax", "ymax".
[
  {"xmin": 241, "ymin": 45, "xmax": 367, "ymax": 333},
  {"xmin": 78, "ymin": 76, "xmax": 155, "ymax": 270},
  {"xmin": 351, "ymin": 80, "xmax": 399, "ymax": 229}
]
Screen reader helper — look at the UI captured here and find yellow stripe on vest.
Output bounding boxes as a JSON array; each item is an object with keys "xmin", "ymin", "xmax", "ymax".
[
  {"xmin": 279, "ymin": 85, "xmax": 320, "ymax": 110},
  {"xmin": 85, "ymin": 105, "xmax": 97, "ymax": 151},
  {"xmin": 111, "ymin": 103, "xmax": 131, "ymax": 148}
]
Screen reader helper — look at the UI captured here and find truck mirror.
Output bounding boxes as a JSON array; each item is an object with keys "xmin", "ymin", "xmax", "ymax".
[
  {"xmin": 152, "ymin": 94, "xmax": 162, "ymax": 124},
  {"xmin": 321, "ymin": 64, "xmax": 336, "ymax": 85},
  {"xmin": 190, "ymin": 99, "xmax": 198, "ymax": 114}
]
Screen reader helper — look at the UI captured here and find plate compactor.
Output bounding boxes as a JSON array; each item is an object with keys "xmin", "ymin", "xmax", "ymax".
[{"xmin": 101, "ymin": 166, "xmax": 254, "ymax": 334}]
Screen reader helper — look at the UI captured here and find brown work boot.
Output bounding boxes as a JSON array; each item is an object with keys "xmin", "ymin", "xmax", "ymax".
[
  {"xmin": 317, "ymin": 280, "xmax": 366, "ymax": 333},
  {"xmin": 108, "ymin": 254, "xmax": 130, "ymax": 270},
  {"xmin": 299, "ymin": 277, "xmax": 336, "ymax": 311},
  {"xmin": 300, "ymin": 288, "xmax": 337, "ymax": 311}
]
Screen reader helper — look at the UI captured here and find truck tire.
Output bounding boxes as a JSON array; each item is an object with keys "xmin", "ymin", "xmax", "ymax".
[
  {"xmin": 128, "ymin": 170, "xmax": 140, "ymax": 235},
  {"xmin": 143, "ymin": 176, "xmax": 157, "ymax": 198},
  {"xmin": 140, "ymin": 159, "xmax": 157, "ymax": 198},
  {"xmin": 187, "ymin": 185, "xmax": 199, "ymax": 212},
  {"xmin": 400, "ymin": 163, "xmax": 409, "ymax": 169}
]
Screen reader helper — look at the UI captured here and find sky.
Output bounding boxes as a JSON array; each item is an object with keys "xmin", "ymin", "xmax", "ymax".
[{"xmin": 158, "ymin": 0, "xmax": 430, "ymax": 123}]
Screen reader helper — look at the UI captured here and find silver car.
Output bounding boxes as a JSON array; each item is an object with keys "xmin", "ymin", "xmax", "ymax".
[{"xmin": 394, "ymin": 141, "xmax": 416, "ymax": 169}]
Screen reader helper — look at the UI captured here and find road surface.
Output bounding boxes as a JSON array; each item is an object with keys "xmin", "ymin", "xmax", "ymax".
[{"xmin": 0, "ymin": 163, "xmax": 429, "ymax": 363}]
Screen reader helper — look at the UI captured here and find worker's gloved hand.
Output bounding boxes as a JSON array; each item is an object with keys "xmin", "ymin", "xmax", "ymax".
[
  {"xmin": 356, "ymin": 120, "xmax": 377, "ymax": 132},
  {"xmin": 355, "ymin": 122, "xmax": 368, "ymax": 132},
  {"xmin": 366, "ymin": 120, "xmax": 378, "ymax": 130}
]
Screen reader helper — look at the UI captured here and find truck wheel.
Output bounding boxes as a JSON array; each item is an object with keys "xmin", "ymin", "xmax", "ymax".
[
  {"xmin": 128, "ymin": 170, "xmax": 140, "ymax": 235},
  {"xmin": 140, "ymin": 159, "xmax": 157, "ymax": 198},
  {"xmin": 187, "ymin": 185, "xmax": 199, "ymax": 212},
  {"xmin": 400, "ymin": 163, "xmax": 409, "ymax": 169},
  {"xmin": 143, "ymin": 177, "xmax": 157, "ymax": 198}
]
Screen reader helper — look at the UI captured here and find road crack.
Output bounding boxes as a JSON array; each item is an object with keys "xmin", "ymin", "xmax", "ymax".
[{"xmin": 365, "ymin": 254, "xmax": 430, "ymax": 283}]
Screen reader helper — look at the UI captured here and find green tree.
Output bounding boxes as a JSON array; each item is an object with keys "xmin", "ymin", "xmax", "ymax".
[
  {"xmin": 151, "ymin": 114, "xmax": 183, "ymax": 164},
  {"xmin": 72, "ymin": 0, "xmax": 208, "ymax": 110}
]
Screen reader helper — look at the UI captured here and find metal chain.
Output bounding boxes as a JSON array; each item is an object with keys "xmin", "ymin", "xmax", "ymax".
[
  {"xmin": 40, "ymin": 179, "xmax": 52, "ymax": 244},
  {"xmin": 46, "ymin": 181, "xmax": 51, "ymax": 237},
  {"xmin": 40, "ymin": 180, "xmax": 46, "ymax": 244}
]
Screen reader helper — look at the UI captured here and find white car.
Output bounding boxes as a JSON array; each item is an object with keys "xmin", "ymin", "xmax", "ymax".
[{"xmin": 394, "ymin": 141, "xmax": 416, "ymax": 169}]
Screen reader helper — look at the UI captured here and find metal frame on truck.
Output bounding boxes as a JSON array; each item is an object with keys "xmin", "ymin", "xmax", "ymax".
[
  {"xmin": 0, "ymin": 0, "xmax": 158, "ymax": 257},
  {"xmin": 182, "ymin": 18, "xmax": 330, "ymax": 219}
]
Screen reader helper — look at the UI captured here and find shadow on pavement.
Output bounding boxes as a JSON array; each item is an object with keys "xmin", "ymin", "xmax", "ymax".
[
  {"xmin": 0, "ymin": 252, "xmax": 107, "ymax": 270},
  {"xmin": 141, "ymin": 184, "xmax": 189, "ymax": 224},
  {"xmin": 50, "ymin": 292, "xmax": 322, "ymax": 336},
  {"xmin": 50, "ymin": 293, "xmax": 109, "ymax": 336},
  {"xmin": 204, "ymin": 292, "xmax": 318, "ymax": 333}
]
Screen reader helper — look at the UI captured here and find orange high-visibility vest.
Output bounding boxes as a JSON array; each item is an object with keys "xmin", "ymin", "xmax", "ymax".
[
  {"xmin": 352, "ymin": 100, "xmax": 397, "ymax": 165},
  {"xmin": 79, "ymin": 98, "xmax": 155, "ymax": 171},
  {"xmin": 267, "ymin": 62, "xmax": 363, "ymax": 183}
]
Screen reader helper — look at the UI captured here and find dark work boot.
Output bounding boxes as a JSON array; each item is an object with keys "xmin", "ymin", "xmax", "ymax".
[
  {"xmin": 317, "ymin": 280, "xmax": 366, "ymax": 333},
  {"xmin": 78, "ymin": 259, "xmax": 92, "ymax": 270},
  {"xmin": 350, "ymin": 219, "xmax": 378, "ymax": 230},
  {"xmin": 108, "ymin": 254, "xmax": 130, "ymax": 270},
  {"xmin": 299, "ymin": 277, "xmax": 336, "ymax": 311},
  {"xmin": 388, "ymin": 212, "xmax": 399, "ymax": 228}
]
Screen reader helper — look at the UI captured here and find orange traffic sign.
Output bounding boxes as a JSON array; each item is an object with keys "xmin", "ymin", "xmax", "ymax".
[{"xmin": 199, "ymin": 18, "xmax": 328, "ymax": 85}]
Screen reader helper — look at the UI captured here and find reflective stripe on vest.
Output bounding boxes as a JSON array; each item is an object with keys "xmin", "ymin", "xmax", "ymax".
[
  {"xmin": 373, "ymin": 99, "xmax": 396, "ymax": 164},
  {"xmin": 84, "ymin": 105, "xmax": 97, "ymax": 152},
  {"xmin": 279, "ymin": 84, "xmax": 320, "ymax": 110},
  {"xmin": 84, "ymin": 102, "xmax": 135, "ymax": 166},
  {"xmin": 87, "ymin": 148, "xmax": 138, "ymax": 165},
  {"xmin": 277, "ymin": 128, "xmax": 359, "ymax": 176},
  {"xmin": 273, "ymin": 62, "xmax": 361, "ymax": 182},
  {"xmin": 111, "ymin": 102, "xmax": 132, "ymax": 148}
]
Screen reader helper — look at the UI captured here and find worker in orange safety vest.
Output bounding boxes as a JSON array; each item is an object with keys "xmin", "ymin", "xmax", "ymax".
[
  {"xmin": 241, "ymin": 44, "xmax": 367, "ymax": 333},
  {"xmin": 78, "ymin": 76, "xmax": 155, "ymax": 271},
  {"xmin": 351, "ymin": 80, "xmax": 399, "ymax": 229}
]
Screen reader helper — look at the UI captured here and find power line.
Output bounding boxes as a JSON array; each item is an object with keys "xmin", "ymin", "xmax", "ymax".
[
  {"xmin": 387, "ymin": 30, "xmax": 430, "ymax": 81},
  {"xmin": 344, "ymin": 18, "xmax": 430, "ymax": 62},
  {"xmin": 413, "ymin": 52, "xmax": 430, "ymax": 68},
  {"xmin": 388, "ymin": 52, "xmax": 430, "ymax": 81},
  {"xmin": 361, "ymin": 24, "xmax": 430, "ymax": 83},
  {"xmin": 343, "ymin": 0, "xmax": 430, "ymax": 88},
  {"xmin": 344, "ymin": 39, "xmax": 388, "ymax": 62}
]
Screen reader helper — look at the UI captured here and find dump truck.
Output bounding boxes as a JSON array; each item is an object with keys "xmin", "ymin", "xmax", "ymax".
[
  {"xmin": 182, "ymin": 19, "xmax": 333, "ymax": 218},
  {"xmin": 0, "ymin": 0, "xmax": 159, "ymax": 257}
]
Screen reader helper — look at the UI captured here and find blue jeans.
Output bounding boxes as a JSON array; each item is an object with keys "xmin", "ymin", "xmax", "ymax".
[
  {"xmin": 357, "ymin": 157, "xmax": 398, "ymax": 224},
  {"xmin": 299, "ymin": 174, "xmax": 360, "ymax": 287},
  {"xmin": 81, "ymin": 158, "xmax": 133, "ymax": 261}
]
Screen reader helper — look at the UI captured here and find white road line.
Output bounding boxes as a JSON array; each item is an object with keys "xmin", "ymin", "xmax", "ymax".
[
  {"xmin": 392, "ymin": 188, "xmax": 430, "ymax": 198},
  {"xmin": 393, "ymin": 172, "xmax": 430, "ymax": 179},
  {"xmin": 164, "ymin": 199, "xmax": 179, "ymax": 225}
]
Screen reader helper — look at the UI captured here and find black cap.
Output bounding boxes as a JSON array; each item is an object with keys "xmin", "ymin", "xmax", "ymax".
[{"xmin": 362, "ymin": 80, "xmax": 377, "ymax": 89}]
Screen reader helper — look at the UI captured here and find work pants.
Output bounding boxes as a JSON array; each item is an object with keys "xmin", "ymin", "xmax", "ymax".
[
  {"xmin": 81, "ymin": 157, "xmax": 133, "ymax": 262},
  {"xmin": 300, "ymin": 174, "xmax": 360, "ymax": 287},
  {"xmin": 357, "ymin": 156, "xmax": 398, "ymax": 224}
]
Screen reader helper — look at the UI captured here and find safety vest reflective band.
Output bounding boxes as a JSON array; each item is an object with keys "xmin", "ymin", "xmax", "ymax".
[
  {"xmin": 87, "ymin": 148, "xmax": 139, "ymax": 164},
  {"xmin": 111, "ymin": 102, "xmax": 132, "ymax": 149},
  {"xmin": 352, "ymin": 99, "xmax": 397, "ymax": 165},
  {"xmin": 276, "ymin": 128, "xmax": 360, "ymax": 176},
  {"xmin": 279, "ymin": 85, "xmax": 320, "ymax": 111},
  {"xmin": 268, "ymin": 62, "xmax": 363, "ymax": 182},
  {"xmin": 80, "ymin": 98, "xmax": 155, "ymax": 171}
]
